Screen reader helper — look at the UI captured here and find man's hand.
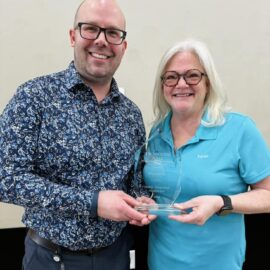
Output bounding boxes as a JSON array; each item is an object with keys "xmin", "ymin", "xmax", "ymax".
[
  {"xmin": 97, "ymin": 190, "xmax": 148, "ymax": 222},
  {"xmin": 129, "ymin": 196, "xmax": 157, "ymax": 226}
]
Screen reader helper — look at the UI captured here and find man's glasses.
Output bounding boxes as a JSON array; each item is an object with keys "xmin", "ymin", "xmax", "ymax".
[
  {"xmin": 161, "ymin": 69, "xmax": 207, "ymax": 87},
  {"xmin": 77, "ymin": 22, "xmax": 127, "ymax": 45}
]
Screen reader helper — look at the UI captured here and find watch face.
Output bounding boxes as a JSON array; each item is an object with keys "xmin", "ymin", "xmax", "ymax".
[
  {"xmin": 218, "ymin": 208, "xmax": 232, "ymax": 216},
  {"xmin": 223, "ymin": 205, "xmax": 233, "ymax": 210}
]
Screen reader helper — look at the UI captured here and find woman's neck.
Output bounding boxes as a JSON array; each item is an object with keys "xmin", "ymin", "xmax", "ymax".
[{"xmin": 170, "ymin": 112, "xmax": 202, "ymax": 149}]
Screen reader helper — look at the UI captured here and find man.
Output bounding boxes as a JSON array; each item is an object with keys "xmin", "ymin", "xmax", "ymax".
[{"xmin": 0, "ymin": 0, "xmax": 150, "ymax": 269}]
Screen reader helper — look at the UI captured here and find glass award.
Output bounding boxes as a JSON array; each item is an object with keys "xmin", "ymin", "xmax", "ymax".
[{"xmin": 133, "ymin": 131, "xmax": 183, "ymax": 216}]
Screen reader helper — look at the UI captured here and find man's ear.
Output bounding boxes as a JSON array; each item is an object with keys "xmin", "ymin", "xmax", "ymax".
[{"xmin": 69, "ymin": 29, "xmax": 75, "ymax": 47}]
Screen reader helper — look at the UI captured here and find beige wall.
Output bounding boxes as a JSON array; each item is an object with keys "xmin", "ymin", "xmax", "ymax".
[{"xmin": 1, "ymin": 0, "xmax": 269, "ymax": 228}]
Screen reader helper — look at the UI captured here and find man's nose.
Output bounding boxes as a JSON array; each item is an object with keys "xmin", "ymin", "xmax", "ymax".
[{"xmin": 94, "ymin": 30, "xmax": 108, "ymax": 45}]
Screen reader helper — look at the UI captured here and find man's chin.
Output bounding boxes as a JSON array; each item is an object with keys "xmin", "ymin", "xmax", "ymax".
[{"xmin": 81, "ymin": 71, "xmax": 113, "ymax": 86}]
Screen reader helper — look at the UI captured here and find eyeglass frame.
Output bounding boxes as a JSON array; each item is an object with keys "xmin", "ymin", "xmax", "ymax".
[
  {"xmin": 161, "ymin": 69, "xmax": 207, "ymax": 87},
  {"xmin": 76, "ymin": 22, "xmax": 127, "ymax": 45}
]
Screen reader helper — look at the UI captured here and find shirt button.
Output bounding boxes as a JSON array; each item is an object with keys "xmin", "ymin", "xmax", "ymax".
[{"xmin": 53, "ymin": 255, "xmax": 61, "ymax": 262}]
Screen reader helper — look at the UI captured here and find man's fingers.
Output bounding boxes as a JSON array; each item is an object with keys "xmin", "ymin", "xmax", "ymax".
[{"xmin": 122, "ymin": 193, "xmax": 141, "ymax": 207}]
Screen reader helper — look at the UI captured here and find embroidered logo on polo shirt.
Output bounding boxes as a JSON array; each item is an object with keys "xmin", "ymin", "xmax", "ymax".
[{"xmin": 197, "ymin": 154, "xmax": 209, "ymax": 159}]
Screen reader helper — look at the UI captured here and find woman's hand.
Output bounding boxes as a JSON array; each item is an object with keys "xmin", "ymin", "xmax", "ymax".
[{"xmin": 169, "ymin": 195, "xmax": 224, "ymax": 225}]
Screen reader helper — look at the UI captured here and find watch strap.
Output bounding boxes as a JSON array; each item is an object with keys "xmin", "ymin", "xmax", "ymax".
[{"xmin": 216, "ymin": 195, "xmax": 233, "ymax": 216}]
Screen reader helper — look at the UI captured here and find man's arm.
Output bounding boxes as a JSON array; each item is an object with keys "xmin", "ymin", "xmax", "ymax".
[{"xmin": 0, "ymin": 85, "xmax": 97, "ymax": 217}]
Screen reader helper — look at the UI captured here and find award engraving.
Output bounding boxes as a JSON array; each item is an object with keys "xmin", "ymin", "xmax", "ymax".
[{"xmin": 133, "ymin": 131, "xmax": 183, "ymax": 216}]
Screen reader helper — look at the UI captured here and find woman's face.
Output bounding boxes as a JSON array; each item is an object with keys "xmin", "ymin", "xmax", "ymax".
[{"xmin": 162, "ymin": 51, "xmax": 209, "ymax": 119}]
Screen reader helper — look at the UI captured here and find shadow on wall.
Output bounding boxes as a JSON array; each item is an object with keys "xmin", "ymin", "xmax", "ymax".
[{"xmin": 0, "ymin": 227, "xmax": 26, "ymax": 270}]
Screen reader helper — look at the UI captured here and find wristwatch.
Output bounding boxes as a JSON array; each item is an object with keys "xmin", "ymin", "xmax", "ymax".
[{"xmin": 216, "ymin": 195, "xmax": 233, "ymax": 216}]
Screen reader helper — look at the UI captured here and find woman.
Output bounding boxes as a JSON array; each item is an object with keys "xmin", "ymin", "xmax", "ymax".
[{"xmin": 143, "ymin": 39, "xmax": 270, "ymax": 270}]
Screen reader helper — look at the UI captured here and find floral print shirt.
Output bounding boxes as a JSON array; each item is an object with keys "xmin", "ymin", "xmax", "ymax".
[{"xmin": 0, "ymin": 62, "xmax": 145, "ymax": 249}]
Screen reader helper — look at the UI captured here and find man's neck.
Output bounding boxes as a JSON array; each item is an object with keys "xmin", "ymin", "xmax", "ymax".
[
  {"xmin": 82, "ymin": 78, "xmax": 112, "ymax": 103},
  {"xmin": 91, "ymin": 83, "xmax": 111, "ymax": 102}
]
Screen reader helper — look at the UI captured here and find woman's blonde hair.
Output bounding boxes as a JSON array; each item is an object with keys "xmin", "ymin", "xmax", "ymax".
[{"xmin": 153, "ymin": 39, "xmax": 230, "ymax": 126}]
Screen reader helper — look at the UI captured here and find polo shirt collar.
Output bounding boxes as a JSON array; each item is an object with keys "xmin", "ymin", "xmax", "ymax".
[
  {"xmin": 197, "ymin": 110, "xmax": 219, "ymax": 140},
  {"xmin": 159, "ymin": 110, "xmax": 218, "ymax": 145}
]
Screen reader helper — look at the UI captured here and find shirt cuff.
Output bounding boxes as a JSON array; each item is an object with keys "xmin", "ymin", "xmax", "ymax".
[{"xmin": 89, "ymin": 191, "xmax": 99, "ymax": 217}]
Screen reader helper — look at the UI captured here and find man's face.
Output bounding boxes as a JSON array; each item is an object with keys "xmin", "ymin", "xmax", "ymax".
[{"xmin": 69, "ymin": 1, "xmax": 127, "ymax": 86}]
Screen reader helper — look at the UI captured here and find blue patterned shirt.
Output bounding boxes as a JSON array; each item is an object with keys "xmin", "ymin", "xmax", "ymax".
[{"xmin": 0, "ymin": 62, "xmax": 146, "ymax": 249}]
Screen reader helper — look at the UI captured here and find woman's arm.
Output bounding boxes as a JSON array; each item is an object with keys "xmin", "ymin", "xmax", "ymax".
[
  {"xmin": 230, "ymin": 176, "xmax": 270, "ymax": 214},
  {"xmin": 170, "ymin": 176, "xmax": 270, "ymax": 225}
]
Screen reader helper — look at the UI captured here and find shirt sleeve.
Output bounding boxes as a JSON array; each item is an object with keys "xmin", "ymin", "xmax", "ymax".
[
  {"xmin": 0, "ymin": 84, "xmax": 98, "ymax": 217},
  {"xmin": 238, "ymin": 117, "xmax": 270, "ymax": 184},
  {"xmin": 127, "ymin": 109, "xmax": 151, "ymax": 198}
]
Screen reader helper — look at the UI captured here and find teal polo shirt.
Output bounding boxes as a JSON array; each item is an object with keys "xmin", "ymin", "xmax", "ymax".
[{"xmin": 143, "ymin": 111, "xmax": 270, "ymax": 270}]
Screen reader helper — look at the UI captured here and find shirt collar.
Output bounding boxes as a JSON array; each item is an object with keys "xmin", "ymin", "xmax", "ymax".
[
  {"xmin": 64, "ymin": 61, "xmax": 121, "ymax": 102},
  {"xmin": 64, "ymin": 61, "xmax": 85, "ymax": 90},
  {"xmin": 159, "ymin": 110, "xmax": 218, "ymax": 145}
]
